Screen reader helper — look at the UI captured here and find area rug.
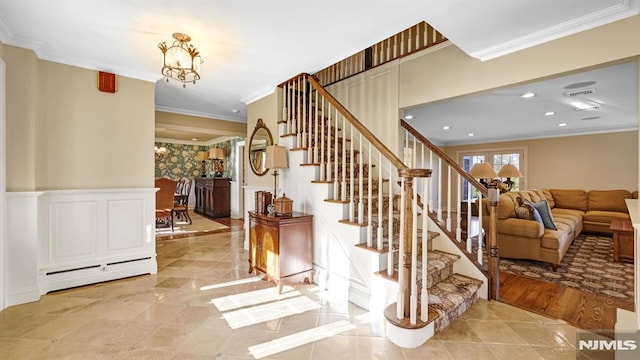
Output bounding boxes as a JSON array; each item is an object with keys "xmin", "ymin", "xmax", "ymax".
[
  {"xmin": 499, "ymin": 234, "xmax": 635, "ymax": 301},
  {"xmin": 155, "ymin": 212, "xmax": 229, "ymax": 240}
]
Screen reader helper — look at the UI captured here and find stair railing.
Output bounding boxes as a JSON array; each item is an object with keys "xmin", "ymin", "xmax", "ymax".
[
  {"xmin": 280, "ymin": 73, "xmax": 434, "ymax": 325},
  {"xmin": 401, "ymin": 119, "xmax": 500, "ymax": 299}
]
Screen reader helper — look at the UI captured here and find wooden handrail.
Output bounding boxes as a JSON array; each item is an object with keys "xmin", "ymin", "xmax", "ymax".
[
  {"xmin": 277, "ymin": 72, "xmax": 309, "ymax": 89},
  {"xmin": 308, "ymin": 75, "xmax": 408, "ymax": 171},
  {"xmin": 401, "ymin": 119, "xmax": 488, "ymax": 197}
]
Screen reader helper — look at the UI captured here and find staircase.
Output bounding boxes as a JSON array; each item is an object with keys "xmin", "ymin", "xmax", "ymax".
[{"xmin": 275, "ymin": 73, "xmax": 498, "ymax": 348}]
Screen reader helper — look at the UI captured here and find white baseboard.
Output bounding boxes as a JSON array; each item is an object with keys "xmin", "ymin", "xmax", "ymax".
[
  {"xmin": 6, "ymin": 286, "xmax": 41, "ymax": 307},
  {"xmin": 39, "ymin": 257, "xmax": 157, "ymax": 295}
]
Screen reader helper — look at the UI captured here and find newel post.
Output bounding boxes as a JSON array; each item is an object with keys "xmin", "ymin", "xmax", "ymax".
[
  {"xmin": 398, "ymin": 168, "xmax": 432, "ymax": 317},
  {"xmin": 487, "ymin": 180, "xmax": 500, "ymax": 300}
]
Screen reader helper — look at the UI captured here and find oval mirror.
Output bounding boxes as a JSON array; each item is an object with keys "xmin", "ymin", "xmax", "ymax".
[{"xmin": 248, "ymin": 119, "xmax": 273, "ymax": 176}]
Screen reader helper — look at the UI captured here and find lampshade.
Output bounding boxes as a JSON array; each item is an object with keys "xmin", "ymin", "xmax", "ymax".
[
  {"xmin": 265, "ymin": 145, "xmax": 288, "ymax": 169},
  {"xmin": 209, "ymin": 148, "xmax": 225, "ymax": 159},
  {"xmin": 468, "ymin": 162, "xmax": 497, "ymax": 179},
  {"xmin": 497, "ymin": 164, "xmax": 523, "ymax": 178},
  {"xmin": 196, "ymin": 151, "xmax": 209, "ymax": 161}
]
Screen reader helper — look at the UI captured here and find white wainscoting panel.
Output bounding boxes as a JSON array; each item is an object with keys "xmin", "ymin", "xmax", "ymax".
[
  {"xmin": 6, "ymin": 192, "xmax": 43, "ymax": 306},
  {"xmin": 38, "ymin": 188, "xmax": 157, "ymax": 295}
]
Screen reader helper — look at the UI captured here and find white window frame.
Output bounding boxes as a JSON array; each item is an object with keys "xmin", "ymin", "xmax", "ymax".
[{"xmin": 457, "ymin": 146, "xmax": 528, "ymax": 195}]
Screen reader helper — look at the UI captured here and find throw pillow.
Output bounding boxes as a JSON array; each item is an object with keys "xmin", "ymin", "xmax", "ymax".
[
  {"xmin": 515, "ymin": 197, "xmax": 544, "ymax": 223},
  {"xmin": 524, "ymin": 199, "xmax": 557, "ymax": 230}
]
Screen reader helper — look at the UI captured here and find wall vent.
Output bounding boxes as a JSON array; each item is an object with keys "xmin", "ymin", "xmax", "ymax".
[{"xmin": 564, "ymin": 88, "xmax": 596, "ymax": 97}]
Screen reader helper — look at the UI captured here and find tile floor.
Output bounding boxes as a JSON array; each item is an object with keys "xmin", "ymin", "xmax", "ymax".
[{"xmin": 0, "ymin": 225, "xmax": 610, "ymax": 359}]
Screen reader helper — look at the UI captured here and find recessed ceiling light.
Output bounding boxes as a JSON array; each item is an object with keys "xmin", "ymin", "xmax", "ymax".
[
  {"xmin": 192, "ymin": 138, "xmax": 198, "ymax": 141},
  {"xmin": 232, "ymin": 109, "xmax": 239, "ymax": 113},
  {"xmin": 404, "ymin": 115, "xmax": 414, "ymax": 120},
  {"xmin": 544, "ymin": 111, "xmax": 555, "ymax": 116},
  {"xmin": 468, "ymin": 133, "xmax": 475, "ymax": 137},
  {"xmin": 520, "ymin": 92, "xmax": 536, "ymax": 98},
  {"xmin": 442, "ymin": 126, "xmax": 450, "ymax": 130},
  {"xmin": 558, "ymin": 123, "xmax": 568, "ymax": 127}
]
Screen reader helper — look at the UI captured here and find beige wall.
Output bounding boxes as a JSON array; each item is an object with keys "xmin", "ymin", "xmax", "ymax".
[
  {"xmin": 399, "ymin": 16, "xmax": 640, "ymax": 108},
  {"xmin": 246, "ymin": 90, "xmax": 279, "ymax": 188},
  {"xmin": 2, "ymin": 44, "xmax": 155, "ymax": 191},
  {"xmin": 4, "ymin": 46, "xmax": 38, "ymax": 191},
  {"xmin": 445, "ymin": 131, "xmax": 638, "ymax": 191}
]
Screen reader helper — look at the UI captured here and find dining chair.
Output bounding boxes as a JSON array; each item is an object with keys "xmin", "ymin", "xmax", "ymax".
[
  {"xmin": 155, "ymin": 178, "xmax": 179, "ymax": 231},
  {"xmin": 173, "ymin": 178, "xmax": 193, "ymax": 224}
]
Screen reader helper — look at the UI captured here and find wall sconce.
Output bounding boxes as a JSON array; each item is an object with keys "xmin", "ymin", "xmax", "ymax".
[
  {"xmin": 468, "ymin": 162, "xmax": 497, "ymax": 188},
  {"xmin": 196, "ymin": 151, "xmax": 209, "ymax": 177},
  {"xmin": 209, "ymin": 147, "xmax": 226, "ymax": 177}
]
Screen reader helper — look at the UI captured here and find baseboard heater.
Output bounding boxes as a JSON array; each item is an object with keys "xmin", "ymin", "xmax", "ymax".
[{"xmin": 45, "ymin": 257, "xmax": 153, "ymax": 275}]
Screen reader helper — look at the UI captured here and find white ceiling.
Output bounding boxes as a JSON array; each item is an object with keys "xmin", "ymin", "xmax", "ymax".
[
  {"xmin": 404, "ymin": 60, "xmax": 639, "ymax": 146},
  {"xmin": 1, "ymin": 0, "xmax": 639, "ymax": 141}
]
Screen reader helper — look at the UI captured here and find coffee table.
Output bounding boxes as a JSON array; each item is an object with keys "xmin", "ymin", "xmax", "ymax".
[{"xmin": 609, "ymin": 218, "xmax": 634, "ymax": 263}]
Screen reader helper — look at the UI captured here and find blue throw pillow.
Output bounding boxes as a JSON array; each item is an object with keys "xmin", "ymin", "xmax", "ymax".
[{"xmin": 525, "ymin": 199, "xmax": 557, "ymax": 230}]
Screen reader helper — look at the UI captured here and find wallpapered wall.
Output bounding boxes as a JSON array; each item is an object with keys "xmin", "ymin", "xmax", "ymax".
[{"xmin": 155, "ymin": 138, "xmax": 241, "ymax": 180}]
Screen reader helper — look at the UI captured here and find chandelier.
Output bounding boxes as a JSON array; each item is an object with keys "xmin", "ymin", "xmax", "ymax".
[{"xmin": 158, "ymin": 33, "xmax": 202, "ymax": 88}]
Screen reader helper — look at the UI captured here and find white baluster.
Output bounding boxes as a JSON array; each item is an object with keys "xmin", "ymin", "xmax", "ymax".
[
  {"xmin": 320, "ymin": 100, "xmax": 326, "ymax": 181},
  {"xmin": 410, "ymin": 177, "xmax": 418, "ymax": 325},
  {"xmin": 420, "ymin": 176, "xmax": 429, "ymax": 321},
  {"xmin": 367, "ymin": 142, "xmax": 373, "ymax": 248},
  {"xmin": 358, "ymin": 132, "xmax": 363, "ymax": 225},
  {"xmin": 341, "ymin": 115, "xmax": 347, "ymax": 202},
  {"xmin": 466, "ymin": 183, "xmax": 473, "ymax": 253},
  {"xmin": 349, "ymin": 123, "xmax": 355, "ymax": 222},
  {"xmin": 397, "ymin": 177, "xmax": 406, "ymax": 319},
  {"xmin": 387, "ymin": 159, "xmax": 393, "ymax": 271},
  {"xmin": 456, "ymin": 173, "xmax": 462, "ymax": 241},
  {"xmin": 446, "ymin": 165, "xmax": 452, "ymax": 231},
  {"xmin": 437, "ymin": 157, "xmax": 443, "ymax": 221},
  {"xmin": 377, "ymin": 152, "xmax": 383, "ymax": 251},
  {"xmin": 333, "ymin": 107, "xmax": 339, "ymax": 200},
  {"xmin": 477, "ymin": 193, "xmax": 484, "ymax": 265}
]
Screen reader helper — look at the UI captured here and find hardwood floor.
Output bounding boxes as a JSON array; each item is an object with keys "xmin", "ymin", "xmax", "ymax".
[{"xmin": 498, "ymin": 271, "xmax": 634, "ymax": 337}]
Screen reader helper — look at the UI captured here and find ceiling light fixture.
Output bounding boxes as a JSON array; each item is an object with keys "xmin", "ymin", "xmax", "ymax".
[
  {"xmin": 468, "ymin": 133, "xmax": 475, "ymax": 137},
  {"xmin": 520, "ymin": 92, "xmax": 536, "ymax": 98},
  {"xmin": 158, "ymin": 33, "xmax": 202, "ymax": 88},
  {"xmin": 558, "ymin": 123, "xmax": 568, "ymax": 127},
  {"xmin": 404, "ymin": 115, "xmax": 414, "ymax": 120},
  {"xmin": 442, "ymin": 126, "xmax": 450, "ymax": 130},
  {"xmin": 544, "ymin": 111, "xmax": 555, "ymax": 116}
]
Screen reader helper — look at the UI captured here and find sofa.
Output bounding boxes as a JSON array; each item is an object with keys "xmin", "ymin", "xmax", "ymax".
[{"xmin": 481, "ymin": 189, "xmax": 636, "ymax": 270}]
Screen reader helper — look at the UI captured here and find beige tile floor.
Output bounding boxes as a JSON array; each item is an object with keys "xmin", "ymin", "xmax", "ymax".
[{"xmin": 0, "ymin": 227, "xmax": 609, "ymax": 359}]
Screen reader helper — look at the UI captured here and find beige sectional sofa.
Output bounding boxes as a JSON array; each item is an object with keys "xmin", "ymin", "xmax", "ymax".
[{"xmin": 481, "ymin": 189, "xmax": 635, "ymax": 270}]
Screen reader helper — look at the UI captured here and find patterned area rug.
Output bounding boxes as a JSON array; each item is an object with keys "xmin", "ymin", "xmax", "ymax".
[{"xmin": 499, "ymin": 234, "xmax": 635, "ymax": 301}]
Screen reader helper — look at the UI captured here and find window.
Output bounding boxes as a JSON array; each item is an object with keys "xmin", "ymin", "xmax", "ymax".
[{"xmin": 460, "ymin": 149, "xmax": 525, "ymax": 200}]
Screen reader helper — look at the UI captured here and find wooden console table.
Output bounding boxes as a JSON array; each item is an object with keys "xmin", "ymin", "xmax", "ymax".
[
  {"xmin": 610, "ymin": 218, "xmax": 634, "ymax": 263},
  {"xmin": 248, "ymin": 211, "xmax": 313, "ymax": 292},
  {"xmin": 194, "ymin": 177, "xmax": 230, "ymax": 218}
]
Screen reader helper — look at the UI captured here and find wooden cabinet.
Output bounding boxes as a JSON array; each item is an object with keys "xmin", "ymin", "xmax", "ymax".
[
  {"xmin": 610, "ymin": 218, "xmax": 634, "ymax": 263},
  {"xmin": 248, "ymin": 211, "xmax": 313, "ymax": 292},
  {"xmin": 194, "ymin": 177, "xmax": 230, "ymax": 218}
]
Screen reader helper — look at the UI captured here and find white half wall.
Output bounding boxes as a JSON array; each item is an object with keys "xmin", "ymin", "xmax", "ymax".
[
  {"xmin": 2, "ymin": 188, "xmax": 158, "ymax": 305},
  {"xmin": 6, "ymin": 192, "xmax": 42, "ymax": 306},
  {"xmin": 37, "ymin": 188, "xmax": 157, "ymax": 295}
]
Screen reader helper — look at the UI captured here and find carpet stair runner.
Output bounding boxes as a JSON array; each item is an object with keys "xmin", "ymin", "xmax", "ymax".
[{"xmin": 285, "ymin": 98, "xmax": 484, "ymax": 337}]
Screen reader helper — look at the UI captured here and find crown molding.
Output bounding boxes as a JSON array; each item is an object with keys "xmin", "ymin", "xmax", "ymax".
[
  {"xmin": 470, "ymin": 1, "xmax": 640, "ymax": 61},
  {"xmin": 155, "ymin": 105, "xmax": 245, "ymax": 123},
  {"xmin": 241, "ymin": 85, "xmax": 276, "ymax": 105}
]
